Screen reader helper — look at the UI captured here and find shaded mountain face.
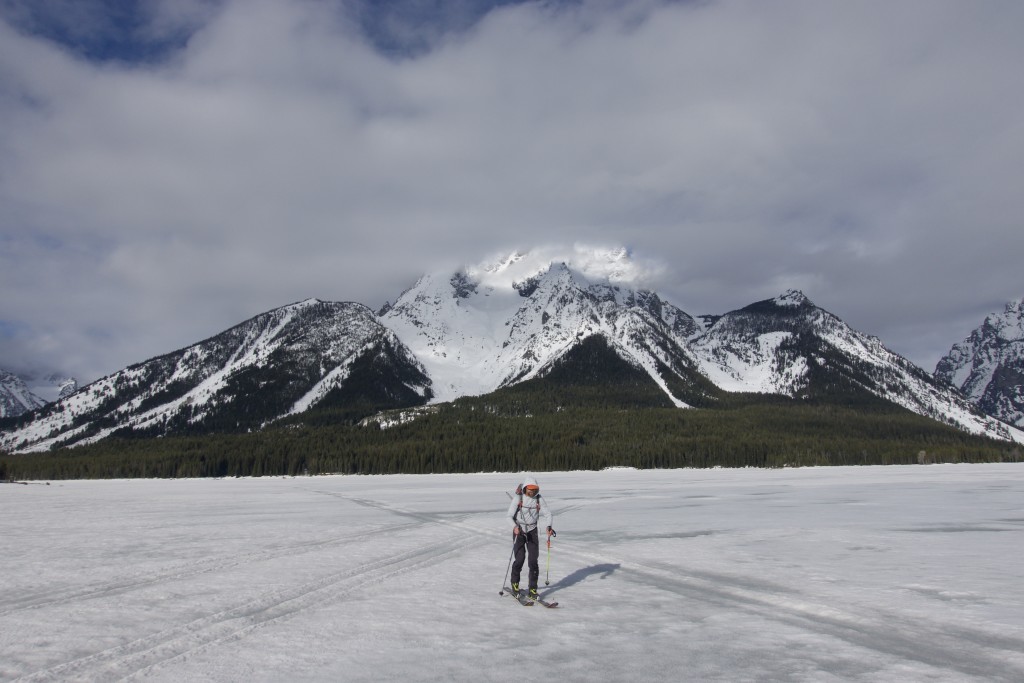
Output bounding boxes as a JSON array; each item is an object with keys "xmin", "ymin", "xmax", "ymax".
[
  {"xmin": 1, "ymin": 300, "xmax": 431, "ymax": 453},
  {"xmin": 0, "ymin": 369, "xmax": 47, "ymax": 418},
  {"xmin": 935, "ymin": 299, "xmax": 1024, "ymax": 428}
]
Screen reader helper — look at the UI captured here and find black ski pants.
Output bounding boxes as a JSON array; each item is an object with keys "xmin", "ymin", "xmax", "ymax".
[{"xmin": 511, "ymin": 528, "xmax": 540, "ymax": 590}]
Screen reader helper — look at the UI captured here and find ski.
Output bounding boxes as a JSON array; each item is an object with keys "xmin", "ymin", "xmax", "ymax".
[
  {"xmin": 501, "ymin": 587, "xmax": 534, "ymax": 606},
  {"xmin": 500, "ymin": 587, "xmax": 559, "ymax": 607}
]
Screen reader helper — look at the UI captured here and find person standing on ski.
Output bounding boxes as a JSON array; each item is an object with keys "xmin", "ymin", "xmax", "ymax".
[{"xmin": 507, "ymin": 474, "xmax": 554, "ymax": 601}]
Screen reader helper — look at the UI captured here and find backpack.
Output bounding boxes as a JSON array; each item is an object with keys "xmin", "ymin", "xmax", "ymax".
[{"xmin": 512, "ymin": 483, "xmax": 541, "ymax": 527}]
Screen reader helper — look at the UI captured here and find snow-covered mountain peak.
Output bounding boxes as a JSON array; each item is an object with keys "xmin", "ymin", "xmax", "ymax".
[
  {"xmin": 1, "ymin": 300, "xmax": 431, "ymax": 453},
  {"xmin": 380, "ymin": 253, "xmax": 701, "ymax": 405},
  {"xmin": 470, "ymin": 251, "xmax": 529, "ymax": 276},
  {"xmin": 687, "ymin": 291, "xmax": 1024, "ymax": 443},
  {"xmin": 773, "ymin": 289, "xmax": 813, "ymax": 308},
  {"xmin": 1, "ymin": 369, "xmax": 48, "ymax": 418},
  {"xmin": 935, "ymin": 296, "xmax": 1024, "ymax": 428},
  {"xmin": 0, "ymin": 369, "xmax": 78, "ymax": 417},
  {"xmin": 988, "ymin": 298, "xmax": 1024, "ymax": 342},
  {"xmin": 463, "ymin": 245, "xmax": 661, "ymax": 294},
  {"xmin": 38, "ymin": 374, "xmax": 79, "ymax": 402}
]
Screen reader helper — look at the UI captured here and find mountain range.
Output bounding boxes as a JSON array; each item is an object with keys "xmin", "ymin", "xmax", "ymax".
[{"xmin": 2, "ymin": 249, "xmax": 1022, "ymax": 454}]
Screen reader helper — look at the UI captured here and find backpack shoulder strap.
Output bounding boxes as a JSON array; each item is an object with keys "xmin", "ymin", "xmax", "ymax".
[{"xmin": 512, "ymin": 485, "xmax": 523, "ymax": 524}]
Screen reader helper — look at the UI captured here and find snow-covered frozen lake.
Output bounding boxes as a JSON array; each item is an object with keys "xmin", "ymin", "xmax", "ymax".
[{"xmin": 3, "ymin": 464, "xmax": 1024, "ymax": 682}]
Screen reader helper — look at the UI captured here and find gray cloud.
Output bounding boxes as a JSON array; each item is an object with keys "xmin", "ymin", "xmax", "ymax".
[{"xmin": 1, "ymin": 0, "xmax": 1023, "ymax": 384}]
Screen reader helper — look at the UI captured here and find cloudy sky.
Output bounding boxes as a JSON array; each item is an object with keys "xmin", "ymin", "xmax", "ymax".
[{"xmin": 1, "ymin": 0, "xmax": 1022, "ymax": 386}]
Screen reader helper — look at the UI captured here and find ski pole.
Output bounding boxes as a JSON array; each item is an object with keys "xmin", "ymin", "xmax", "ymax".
[
  {"xmin": 544, "ymin": 528, "xmax": 557, "ymax": 586},
  {"xmin": 498, "ymin": 536, "xmax": 516, "ymax": 595},
  {"xmin": 545, "ymin": 538, "xmax": 551, "ymax": 585}
]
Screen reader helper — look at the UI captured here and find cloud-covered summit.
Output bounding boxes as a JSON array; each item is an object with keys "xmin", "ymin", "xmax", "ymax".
[{"xmin": 461, "ymin": 245, "xmax": 664, "ymax": 294}]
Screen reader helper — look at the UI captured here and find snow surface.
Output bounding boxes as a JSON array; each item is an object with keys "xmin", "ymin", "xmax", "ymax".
[{"xmin": 4, "ymin": 465, "xmax": 1024, "ymax": 682}]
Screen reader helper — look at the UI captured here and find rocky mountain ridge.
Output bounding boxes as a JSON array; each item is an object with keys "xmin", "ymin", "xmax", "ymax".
[
  {"xmin": 1, "ymin": 299, "xmax": 430, "ymax": 453},
  {"xmin": 935, "ymin": 298, "xmax": 1024, "ymax": 428},
  {"xmin": 0, "ymin": 370, "xmax": 48, "ymax": 419}
]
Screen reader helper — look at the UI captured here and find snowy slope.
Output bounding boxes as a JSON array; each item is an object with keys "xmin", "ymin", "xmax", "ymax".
[
  {"xmin": 935, "ymin": 298, "xmax": 1024, "ymax": 428},
  {"xmin": 0, "ymin": 300, "xmax": 431, "ymax": 453},
  {"xmin": 380, "ymin": 248, "xmax": 705, "ymax": 406},
  {"xmin": 691, "ymin": 290, "xmax": 815, "ymax": 394}
]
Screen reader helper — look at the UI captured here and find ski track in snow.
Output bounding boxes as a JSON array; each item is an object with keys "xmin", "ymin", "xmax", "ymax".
[
  {"xmin": 557, "ymin": 543, "xmax": 1024, "ymax": 682},
  {"xmin": 0, "ymin": 519, "xmax": 422, "ymax": 618},
  {"xmin": 13, "ymin": 497, "xmax": 486, "ymax": 682}
]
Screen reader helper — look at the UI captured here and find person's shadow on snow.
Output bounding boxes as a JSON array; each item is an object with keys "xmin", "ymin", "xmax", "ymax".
[{"xmin": 542, "ymin": 563, "xmax": 619, "ymax": 597}]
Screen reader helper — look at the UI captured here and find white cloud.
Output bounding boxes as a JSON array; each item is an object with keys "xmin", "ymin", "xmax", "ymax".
[{"xmin": 1, "ymin": 0, "xmax": 1023, "ymax": 382}]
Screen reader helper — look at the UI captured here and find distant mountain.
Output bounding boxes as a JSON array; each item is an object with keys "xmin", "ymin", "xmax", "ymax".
[
  {"xmin": 3, "ymin": 250, "xmax": 1023, "ymax": 455},
  {"xmin": 690, "ymin": 291, "xmax": 1020, "ymax": 441},
  {"xmin": 0, "ymin": 369, "xmax": 47, "ymax": 418},
  {"xmin": 1, "ymin": 299, "xmax": 431, "ymax": 453},
  {"xmin": 43, "ymin": 374, "xmax": 79, "ymax": 402},
  {"xmin": 0, "ymin": 370, "xmax": 79, "ymax": 419},
  {"xmin": 935, "ymin": 298, "xmax": 1024, "ymax": 428}
]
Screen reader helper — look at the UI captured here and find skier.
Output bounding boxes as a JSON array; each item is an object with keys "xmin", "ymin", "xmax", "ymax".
[{"xmin": 507, "ymin": 474, "xmax": 554, "ymax": 602}]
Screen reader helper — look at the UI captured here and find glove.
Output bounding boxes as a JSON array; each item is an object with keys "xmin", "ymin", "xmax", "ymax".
[{"xmin": 548, "ymin": 527, "xmax": 556, "ymax": 537}]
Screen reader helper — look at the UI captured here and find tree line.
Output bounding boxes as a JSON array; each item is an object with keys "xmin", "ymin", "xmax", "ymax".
[{"xmin": 3, "ymin": 398, "xmax": 1019, "ymax": 481}]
